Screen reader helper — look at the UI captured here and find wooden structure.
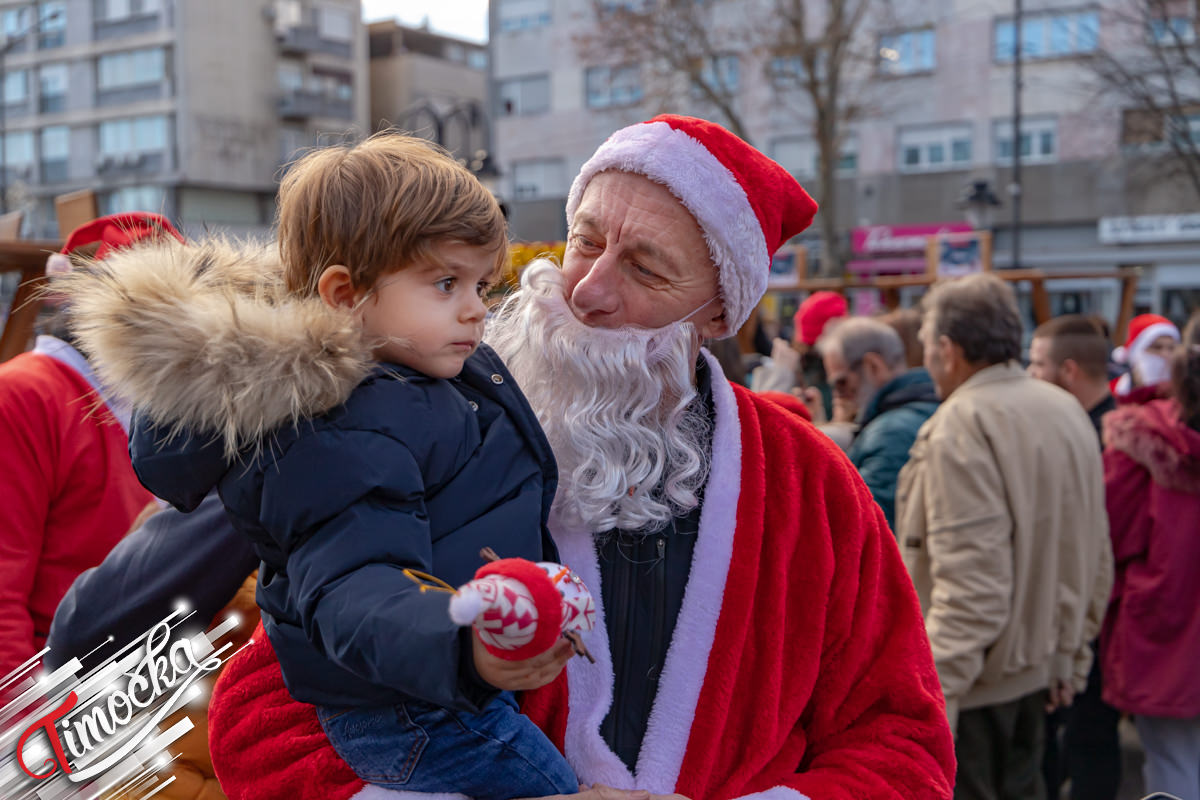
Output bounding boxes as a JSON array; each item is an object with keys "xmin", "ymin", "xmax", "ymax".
[{"xmin": 0, "ymin": 191, "xmax": 94, "ymax": 363}]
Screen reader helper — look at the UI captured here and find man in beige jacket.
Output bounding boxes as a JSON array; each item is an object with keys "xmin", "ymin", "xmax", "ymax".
[{"xmin": 895, "ymin": 274, "xmax": 1113, "ymax": 800}]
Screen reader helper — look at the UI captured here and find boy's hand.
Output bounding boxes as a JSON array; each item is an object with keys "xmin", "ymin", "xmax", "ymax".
[
  {"xmin": 472, "ymin": 633, "xmax": 573, "ymax": 691},
  {"xmin": 518, "ymin": 785, "xmax": 650, "ymax": 800}
]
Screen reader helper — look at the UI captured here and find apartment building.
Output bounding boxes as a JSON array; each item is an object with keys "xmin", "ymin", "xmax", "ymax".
[
  {"xmin": 490, "ymin": 0, "xmax": 1200, "ymax": 320},
  {"xmin": 0, "ymin": 0, "xmax": 367, "ymax": 239},
  {"xmin": 368, "ymin": 21, "xmax": 489, "ymax": 171}
]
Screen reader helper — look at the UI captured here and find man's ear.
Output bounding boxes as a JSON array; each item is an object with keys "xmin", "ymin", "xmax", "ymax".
[
  {"xmin": 861, "ymin": 351, "xmax": 889, "ymax": 384},
  {"xmin": 317, "ymin": 265, "xmax": 357, "ymax": 311},
  {"xmin": 1060, "ymin": 358, "xmax": 1080, "ymax": 385},
  {"xmin": 698, "ymin": 307, "xmax": 731, "ymax": 340}
]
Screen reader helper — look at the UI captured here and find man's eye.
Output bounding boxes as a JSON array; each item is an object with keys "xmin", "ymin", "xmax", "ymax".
[
  {"xmin": 570, "ymin": 233, "xmax": 600, "ymax": 251},
  {"xmin": 435, "ymin": 277, "xmax": 456, "ymax": 292},
  {"xmin": 476, "ymin": 281, "xmax": 492, "ymax": 298},
  {"xmin": 633, "ymin": 263, "xmax": 659, "ymax": 280}
]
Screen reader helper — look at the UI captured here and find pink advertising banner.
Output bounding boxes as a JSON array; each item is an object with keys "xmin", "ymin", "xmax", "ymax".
[{"xmin": 851, "ymin": 223, "xmax": 973, "ymax": 256}]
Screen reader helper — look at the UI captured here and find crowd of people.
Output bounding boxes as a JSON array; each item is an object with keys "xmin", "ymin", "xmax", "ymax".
[{"xmin": 0, "ymin": 114, "xmax": 1196, "ymax": 800}]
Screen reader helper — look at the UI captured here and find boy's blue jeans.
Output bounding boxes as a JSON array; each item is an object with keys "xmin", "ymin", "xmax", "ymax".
[{"xmin": 316, "ymin": 692, "xmax": 577, "ymax": 800}]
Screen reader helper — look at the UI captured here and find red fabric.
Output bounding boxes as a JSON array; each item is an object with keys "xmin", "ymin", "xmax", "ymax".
[
  {"xmin": 647, "ymin": 114, "xmax": 818, "ymax": 256},
  {"xmin": 474, "ymin": 558, "xmax": 563, "ymax": 661},
  {"xmin": 208, "ymin": 622, "xmax": 362, "ymax": 800},
  {"xmin": 756, "ymin": 390, "xmax": 812, "ymax": 422},
  {"xmin": 0, "ymin": 352, "xmax": 152, "ymax": 681},
  {"xmin": 525, "ymin": 388, "xmax": 954, "ymax": 799},
  {"xmin": 205, "ymin": 388, "xmax": 954, "ymax": 800},
  {"xmin": 1100, "ymin": 400, "xmax": 1200, "ymax": 718},
  {"xmin": 60, "ymin": 212, "xmax": 184, "ymax": 260},
  {"xmin": 794, "ymin": 291, "xmax": 848, "ymax": 346}
]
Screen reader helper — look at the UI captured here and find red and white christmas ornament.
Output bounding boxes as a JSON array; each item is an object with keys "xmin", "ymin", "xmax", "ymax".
[{"xmin": 449, "ymin": 557, "xmax": 596, "ymax": 661}]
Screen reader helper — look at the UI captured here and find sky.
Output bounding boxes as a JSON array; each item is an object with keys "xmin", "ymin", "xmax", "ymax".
[{"xmin": 361, "ymin": 0, "xmax": 489, "ymax": 43}]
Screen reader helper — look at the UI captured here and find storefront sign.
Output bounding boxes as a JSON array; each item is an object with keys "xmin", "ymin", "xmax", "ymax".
[
  {"xmin": 852, "ymin": 223, "xmax": 973, "ymax": 255},
  {"xmin": 1099, "ymin": 214, "xmax": 1200, "ymax": 244}
]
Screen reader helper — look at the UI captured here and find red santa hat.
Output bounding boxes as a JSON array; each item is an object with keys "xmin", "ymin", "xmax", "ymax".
[
  {"xmin": 1113, "ymin": 313, "xmax": 1179, "ymax": 365},
  {"xmin": 794, "ymin": 290, "xmax": 848, "ymax": 346},
  {"xmin": 43, "ymin": 212, "xmax": 185, "ymax": 307},
  {"xmin": 565, "ymin": 114, "xmax": 818, "ymax": 334}
]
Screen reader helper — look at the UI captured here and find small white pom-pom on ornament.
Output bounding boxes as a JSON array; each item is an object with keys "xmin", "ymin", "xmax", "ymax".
[{"xmin": 449, "ymin": 547, "xmax": 596, "ymax": 662}]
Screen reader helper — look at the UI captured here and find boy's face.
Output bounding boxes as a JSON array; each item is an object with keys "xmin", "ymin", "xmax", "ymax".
[{"xmin": 359, "ymin": 240, "xmax": 497, "ymax": 378}]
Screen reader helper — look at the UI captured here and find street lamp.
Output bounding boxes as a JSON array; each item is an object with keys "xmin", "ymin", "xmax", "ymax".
[
  {"xmin": 0, "ymin": 8, "xmax": 64, "ymax": 215},
  {"xmin": 957, "ymin": 179, "xmax": 1002, "ymax": 231}
]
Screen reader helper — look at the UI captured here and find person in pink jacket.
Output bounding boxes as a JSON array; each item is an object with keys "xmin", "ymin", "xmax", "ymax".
[{"xmin": 1101, "ymin": 310, "xmax": 1200, "ymax": 800}]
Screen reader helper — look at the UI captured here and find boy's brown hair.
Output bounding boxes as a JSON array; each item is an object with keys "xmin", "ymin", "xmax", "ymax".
[{"xmin": 277, "ymin": 132, "xmax": 508, "ymax": 296}]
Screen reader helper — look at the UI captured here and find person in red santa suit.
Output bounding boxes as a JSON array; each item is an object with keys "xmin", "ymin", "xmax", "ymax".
[
  {"xmin": 0, "ymin": 213, "xmax": 177, "ymax": 690},
  {"xmin": 107, "ymin": 116, "xmax": 955, "ymax": 800},
  {"xmin": 1110, "ymin": 313, "xmax": 1180, "ymax": 405}
]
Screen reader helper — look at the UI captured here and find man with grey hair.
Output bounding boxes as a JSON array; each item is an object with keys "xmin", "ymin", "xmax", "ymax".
[
  {"xmin": 817, "ymin": 316, "xmax": 938, "ymax": 528},
  {"xmin": 895, "ymin": 273, "xmax": 1113, "ymax": 800}
]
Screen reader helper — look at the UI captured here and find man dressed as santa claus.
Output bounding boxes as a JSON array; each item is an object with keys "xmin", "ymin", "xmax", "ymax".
[
  {"xmin": 197, "ymin": 115, "xmax": 954, "ymax": 800},
  {"xmin": 51, "ymin": 115, "xmax": 955, "ymax": 800}
]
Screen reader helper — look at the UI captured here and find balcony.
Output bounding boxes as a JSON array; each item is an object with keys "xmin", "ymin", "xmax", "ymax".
[
  {"xmin": 275, "ymin": 25, "xmax": 351, "ymax": 59},
  {"xmin": 278, "ymin": 88, "xmax": 352, "ymax": 121}
]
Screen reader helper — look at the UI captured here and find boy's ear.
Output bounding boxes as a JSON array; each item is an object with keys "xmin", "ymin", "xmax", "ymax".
[{"xmin": 317, "ymin": 265, "xmax": 357, "ymax": 310}]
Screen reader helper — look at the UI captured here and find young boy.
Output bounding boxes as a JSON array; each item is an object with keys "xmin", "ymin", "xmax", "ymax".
[{"xmin": 63, "ymin": 134, "xmax": 578, "ymax": 798}]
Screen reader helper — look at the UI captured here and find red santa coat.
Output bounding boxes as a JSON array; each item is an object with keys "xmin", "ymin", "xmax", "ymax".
[
  {"xmin": 0, "ymin": 340, "xmax": 153, "ymax": 682},
  {"xmin": 207, "ymin": 354, "xmax": 954, "ymax": 800}
]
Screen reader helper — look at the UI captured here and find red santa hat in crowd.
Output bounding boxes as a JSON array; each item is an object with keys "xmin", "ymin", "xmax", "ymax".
[
  {"xmin": 1113, "ymin": 313, "xmax": 1180, "ymax": 366},
  {"xmin": 565, "ymin": 114, "xmax": 818, "ymax": 334},
  {"xmin": 794, "ymin": 290, "xmax": 849, "ymax": 347},
  {"xmin": 43, "ymin": 212, "xmax": 185, "ymax": 305}
]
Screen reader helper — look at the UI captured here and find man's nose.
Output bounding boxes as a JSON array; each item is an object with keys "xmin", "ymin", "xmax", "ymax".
[{"xmin": 568, "ymin": 252, "xmax": 621, "ymax": 325}]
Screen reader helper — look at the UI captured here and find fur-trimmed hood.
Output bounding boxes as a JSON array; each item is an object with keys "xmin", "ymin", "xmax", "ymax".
[
  {"xmin": 54, "ymin": 237, "xmax": 374, "ymax": 459},
  {"xmin": 1104, "ymin": 399, "xmax": 1200, "ymax": 494}
]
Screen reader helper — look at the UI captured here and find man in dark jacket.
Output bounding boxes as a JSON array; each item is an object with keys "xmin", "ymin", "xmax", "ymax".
[
  {"xmin": 817, "ymin": 316, "xmax": 938, "ymax": 528},
  {"xmin": 1028, "ymin": 314, "xmax": 1121, "ymax": 800}
]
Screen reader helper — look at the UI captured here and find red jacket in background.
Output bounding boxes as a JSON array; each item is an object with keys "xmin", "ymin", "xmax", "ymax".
[
  {"xmin": 1101, "ymin": 399, "xmax": 1200, "ymax": 718},
  {"xmin": 0, "ymin": 349, "xmax": 153, "ymax": 681}
]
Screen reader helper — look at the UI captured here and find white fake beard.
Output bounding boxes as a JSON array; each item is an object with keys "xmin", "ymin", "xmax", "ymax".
[
  {"xmin": 485, "ymin": 259, "xmax": 712, "ymax": 534},
  {"xmin": 1134, "ymin": 352, "xmax": 1172, "ymax": 386}
]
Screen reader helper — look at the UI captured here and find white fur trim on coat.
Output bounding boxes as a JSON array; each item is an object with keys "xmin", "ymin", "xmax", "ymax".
[
  {"xmin": 352, "ymin": 788, "xmax": 467, "ymax": 800},
  {"xmin": 552, "ymin": 348, "xmax": 743, "ymax": 792},
  {"xmin": 566, "ymin": 121, "xmax": 768, "ymax": 335}
]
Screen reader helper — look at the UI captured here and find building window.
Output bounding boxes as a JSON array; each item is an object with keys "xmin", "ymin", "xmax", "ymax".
[
  {"xmin": 279, "ymin": 124, "xmax": 309, "ymax": 165},
  {"xmin": 497, "ymin": 74, "xmax": 550, "ymax": 116},
  {"xmin": 768, "ymin": 55, "xmax": 809, "ymax": 89},
  {"xmin": 98, "ymin": 48, "xmax": 166, "ymax": 91},
  {"xmin": 693, "ymin": 54, "xmax": 740, "ymax": 96},
  {"xmin": 3, "ymin": 130, "xmax": 35, "ymax": 173},
  {"xmin": 994, "ymin": 118, "xmax": 1057, "ymax": 163},
  {"xmin": 95, "ymin": 0, "xmax": 162, "ymax": 20},
  {"xmin": 511, "ymin": 158, "xmax": 565, "ymax": 200},
  {"xmin": 1148, "ymin": 16, "xmax": 1196, "ymax": 45},
  {"xmin": 3, "ymin": 70, "xmax": 28, "ymax": 105},
  {"xmin": 995, "ymin": 10, "xmax": 1099, "ymax": 62},
  {"xmin": 38, "ymin": 63, "xmax": 67, "ymax": 112},
  {"xmin": 316, "ymin": 5, "xmax": 353, "ymax": 42},
  {"xmin": 770, "ymin": 135, "xmax": 858, "ymax": 178},
  {"xmin": 1121, "ymin": 107, "xmax": 1200, "ymax": 148},
  {"xmin": 585, "ymin": 64, "xmax": 642, "ymax": 109},
  {"xmin": 40, "ymin": 124, "xmax": 68, "ymax": 181},
  {"xmin": 99, "ymin": 115, "xmax": 168, "ymax": 155},
  {"xmin": 467, "ymin": 50, "xmax": 488, "ymax": 70},
  {"xmin": 879, "ymin": 29, "xmax": 936, "ymax": 75},
  {"xmin": 100, "ymin": 185, "xmax": 165, "ymax": 215},
  {"xmin": 897, "ymin": 125, "xmax": 973, "ymax": 172},
  {"xmin": 2, "ymin": 6, "xmax": 31, "ymax": 40},
  {"xmin": 38, "ymin": 2, "xmax": 66, "ymax": 49},
  {"xmin": 498, "ymin": 0, "xmax": 551, "ymax": 32}
]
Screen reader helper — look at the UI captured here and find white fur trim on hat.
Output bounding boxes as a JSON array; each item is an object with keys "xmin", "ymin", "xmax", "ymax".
[
  {"xmin": 1120, "ymin": 321, "xmax": 1180, "ymax": 365},
  {"xmin": 565, "ymin": 120, "xmax": 768, "ymax": 334}
]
